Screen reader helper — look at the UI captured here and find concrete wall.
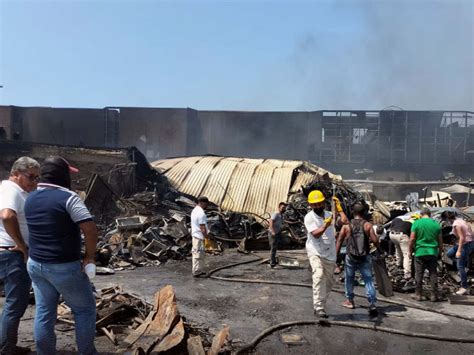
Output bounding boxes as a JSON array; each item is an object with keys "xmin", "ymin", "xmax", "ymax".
[
  {"xmin": 198, "ymin": 110, "xmax": 319, "ymax": 160},
  {"xmin": 11, "ymin": 107, "xmax": 106, "ymax": 146},
  {"xmin": 118, "ymin": 107, "xmax": 189, "ymax": 159}
]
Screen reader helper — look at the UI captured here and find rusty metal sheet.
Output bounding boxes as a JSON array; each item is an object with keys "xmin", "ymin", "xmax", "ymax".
[
  {"xmin": 265, "ymin": 167, "xmax": 293, "ymax": 214},
  {"xmin": 200, "ymin": 159, "xmax": 240, "ymax": 205},
  {"xmin": 242, "ymin": 163, "xmax": 275, "ymax": 218},
  {"xmin": 179, "ymin": 156, "xmax": 223, "ymax": 197},
  {"xmin": 164, "ymin": 156, "xmax": 202, "ymax": 187},
  {"xmin": 221, "ymin": 161, "xmax": 257, "ymax": 212}
]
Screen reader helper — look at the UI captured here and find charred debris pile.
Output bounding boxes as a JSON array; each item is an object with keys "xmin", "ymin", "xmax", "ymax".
[{"xmin": 82, "ymin": 152, "xmax": 363, "ymax": 269}]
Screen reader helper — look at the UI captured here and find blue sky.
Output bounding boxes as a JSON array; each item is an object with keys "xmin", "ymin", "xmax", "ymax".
[{"xmin": 0, "ymin": 0, "xmax": 472, "ymax": 110}]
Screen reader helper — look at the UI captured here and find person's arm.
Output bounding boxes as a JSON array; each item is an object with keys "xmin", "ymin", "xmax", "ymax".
[
  {"xmin": 268, "ymin": 217, "xmax": 276, "ymax": 236},
  {"xmin": 309, "ymin": 216, "xmax": 332, "ymax": 239},
  {"xmin": 366, "ymin": 222, "xmax": 380, "ymax": 248},
  {"xmin": 338, "ymin": 210, "xmax": 349, "ymax": 225},
  {"xmin": 454, "ymin": 225, "xmax": 464, "ymax": 258},
  {"xmin": 336, "ymin": 225, "xmax": 349, "ymax": 255},
  {"xmin": 0, "ymin": 208, "xmax": 28, "ymax": 261},
  {"xmin": 200, "ymin": 224, "xmax": 209, "ymax": 239},
  {"xmin": 79, "ymin": 220, "xmax": 98, "ymax": 267},
  {"xmin": 438, "ymin": 232, "xmax": 444, "ymax": 258},
  {"xmin": 408, "ymin": 231, "xmax": 416, "ymax": 258}
]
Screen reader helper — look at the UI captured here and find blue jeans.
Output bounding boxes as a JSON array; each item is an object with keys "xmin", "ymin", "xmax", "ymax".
[
  {"xmin": 27, "ymin": 259, "xmax": 97, "ymax": 355},
  {"xmin": 0, "ymin": 251, "xmax": 31, "ymax": 354},
  {"xmin": 447, "ymin": 242, "xmax": 474, "ymax": 289},
  {"xmin": 345, "ymin": 254, "xmax": 377, "ymax": 305}
]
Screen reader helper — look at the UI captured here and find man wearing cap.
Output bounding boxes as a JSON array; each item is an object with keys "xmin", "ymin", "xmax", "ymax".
[
  {"xmin": 191, "ymin": 197, "xmax": 210, "ymax": 277},
  {"xmin": 268, "ymin": 202, "xmax": 287, "ymax": 268},
  {"xmin": 304, "ymin": 190, "xmax": 347, "ymax": 318},
  {"xmin": 25, "ymin": 156, "xmax": 98, "ymax": 355},
  {"xmin": 0, "ymin": 156, "xmax": 40, "ymax": 355}
]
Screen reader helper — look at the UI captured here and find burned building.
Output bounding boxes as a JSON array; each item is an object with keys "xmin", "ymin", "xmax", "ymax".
[{"xmin": 0, "ymin": 105, "xmax": 472, "ymax": 180}]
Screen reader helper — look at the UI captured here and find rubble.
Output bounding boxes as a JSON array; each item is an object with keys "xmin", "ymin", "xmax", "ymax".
[{"xmin": 56, "ymin": 285, "xmax": 232, "ymax": 354}]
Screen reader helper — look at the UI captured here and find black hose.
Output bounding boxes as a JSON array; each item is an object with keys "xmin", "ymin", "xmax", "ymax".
[
  {"xmin": 235, "ymin": 319, "xmax": 474, "ymax": 354},
  {"xmin": 206, "ymin": 257, "xmax": 474, "ymax": 323}
]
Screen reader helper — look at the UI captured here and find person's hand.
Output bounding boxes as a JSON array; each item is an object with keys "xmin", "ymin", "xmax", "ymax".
[
  {"xmin": 11, "ymin": 243, "xmax": 28, "ymax": 262},
  {"xmin": 455, "ymin": 250, "xmax": 462, "ymax": 259},
  {"xmin": 324, "ymin": 216, "xmax": 333, "ymax": 226},
  {"xmin": 332, "ymin": 197, "xmax": 343, "ymax": 212},
  {"xmin": 82, "ymin": 255, "xmax": 96, "ymax": 271}
]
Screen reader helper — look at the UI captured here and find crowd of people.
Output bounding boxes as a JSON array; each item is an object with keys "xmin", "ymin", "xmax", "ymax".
[{"xmin": 1, "ymin": 156, "xmax": 472, "ymax": 354}]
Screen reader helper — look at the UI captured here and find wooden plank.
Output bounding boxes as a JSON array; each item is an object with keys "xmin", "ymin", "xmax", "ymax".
[
  {"xmin": 372, "ymin": 255, "xmax": 393, "ymax": 297},
  {"xmin": 208, "ymin": 325, "xmax": 230, "ymax": 355},
  {"xmin": 187, "ymin": 336, "xmax": 206, "ymax": 355},
  {"xmin": 123, "ymin": 309, "xmax": 156, "ymax": 346},
  {"xmin": 133, "ymin": 285, "xmax": 180, "ymax": 353},
  {"xmin": 448, "ymin": 295, "xmax": 474, "ymax": 305},
  {"xmin": 151, "ymin": 318, "xmax": 185, "ymax": 353}
]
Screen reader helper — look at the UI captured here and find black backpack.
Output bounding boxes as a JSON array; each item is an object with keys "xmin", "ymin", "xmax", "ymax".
[{"xmin": 347, "ymin": 219, "xmax": 370, "ymax": 258}]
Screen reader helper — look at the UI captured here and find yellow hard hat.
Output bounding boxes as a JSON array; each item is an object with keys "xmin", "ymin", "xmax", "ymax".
[
  {"xmin": 308, "ymin": 190, "xmax": 325, "ymax": 204},
  {"xmin": 411, "ymin": 213, "xmax": 421, "ymax": 220}
]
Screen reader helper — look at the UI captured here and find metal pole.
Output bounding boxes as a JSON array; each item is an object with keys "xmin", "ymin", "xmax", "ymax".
[{"xmin": 467, "ymin": 179, "xmax": 472, "ymax": 207}]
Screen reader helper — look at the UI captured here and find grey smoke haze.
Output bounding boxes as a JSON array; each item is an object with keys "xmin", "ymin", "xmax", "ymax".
[{"xmin": 246, "ymin": 1, "xmax": 473, "ymax": 111}]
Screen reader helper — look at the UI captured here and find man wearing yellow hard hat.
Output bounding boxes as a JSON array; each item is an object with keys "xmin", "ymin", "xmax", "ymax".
[{"xmin": 304, "ymin": 190, "xmax": 348, "ymax": 318}]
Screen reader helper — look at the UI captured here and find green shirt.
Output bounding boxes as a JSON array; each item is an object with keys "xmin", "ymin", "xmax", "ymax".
[{"xmin": 411, "ymin": 218, "xmax": 441, "ymax": 257}]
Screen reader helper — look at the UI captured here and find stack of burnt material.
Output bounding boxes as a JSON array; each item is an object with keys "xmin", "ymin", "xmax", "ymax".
[{"xmin": 57, "ymin": 285, "xmax": 232, "ymax": 354}]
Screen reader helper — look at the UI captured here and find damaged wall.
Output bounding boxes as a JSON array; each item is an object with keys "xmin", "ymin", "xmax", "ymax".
[{"xmin": 0, "ymin": 105, "xmax": 472, "ymax": 180}]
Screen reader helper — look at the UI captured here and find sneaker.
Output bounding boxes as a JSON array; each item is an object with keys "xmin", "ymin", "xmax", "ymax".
[
  {"xmin": 368, "ymin": 304, "xmax": 378, "ymax": 317},
  {"xmin": 192, "ymin": 272, "xmax": 207, "ymax": 278},
  {"xmin": 342, "ymin": 299, "xmax": 355, "ymax": 309},
  {"xmin": 455, "ymin": 287, "xmax": 468, "ymax": 295},
  {"xmin": 314, "ymin": 309, "xmax": 328, "ymax": 318}
]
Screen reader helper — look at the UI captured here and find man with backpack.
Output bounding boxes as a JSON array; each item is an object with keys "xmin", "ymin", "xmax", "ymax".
[{"xmin": 336, "ymin": 202, "xmax": 380, "ymax": 316}]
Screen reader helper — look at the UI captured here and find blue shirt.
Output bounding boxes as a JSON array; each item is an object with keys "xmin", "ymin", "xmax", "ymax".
[{"xmin": 25, "ymin": 183, "xmax": 92, "ymax": 263}]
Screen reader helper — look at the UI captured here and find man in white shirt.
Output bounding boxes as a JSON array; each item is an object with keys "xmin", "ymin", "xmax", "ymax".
[
  {"xmin": 191, "ymin": 197, "xmax": 209, "ymax": 277},
  {"xmin": 0, "ymin": 156, "xmax": 40, "ymax": 355},
  {"xmin": 304, "ymin": 190, "xmax": 347, "ymax": 318}
]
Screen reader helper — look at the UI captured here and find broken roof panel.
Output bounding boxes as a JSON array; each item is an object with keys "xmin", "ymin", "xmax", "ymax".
[
  {"xmin": 179, "ymin": 156, "xmax": 223, "ymax": 197},
  {"xmin": 151, "ymin": 156, "xmax": 340, "ymax": 217}
]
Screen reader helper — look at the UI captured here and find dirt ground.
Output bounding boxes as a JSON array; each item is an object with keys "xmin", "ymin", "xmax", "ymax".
[{"xmin": 5, "ymin": 249, "xmax": 474, "ymax": 354}]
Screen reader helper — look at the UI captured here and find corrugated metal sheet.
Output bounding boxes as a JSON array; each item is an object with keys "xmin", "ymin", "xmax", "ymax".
[
  {"xmin": 200, "ymin": 159, "xmax": 241, "ymax": 205},
  {"xmin": 165, "ymin": 156, "xmax": 202, "ymax": 187},
  {"xmin": 242, "ymin": 163, "xmax": 275, "ymax": 217},
  {"xmin": 266, "ymin": 167, "xmax": 294, "ymax": 213},
  {"xmin": 221, "ymin": 161, "xmax": 257, "ymax": 212},
  {"xmin": 151, "ymin": 158, "xmax": 183, "ymax": 173},
  {"xmin": 151, "ymin": 156, "xmax": 339, "ymax": 217},
  {"xmin": 290, "ymin": 171, "xmax": 315, "ymax": 193},
  {"xmin": 179, "ymin": 156, "xmax": 224, "ymax": 198}
]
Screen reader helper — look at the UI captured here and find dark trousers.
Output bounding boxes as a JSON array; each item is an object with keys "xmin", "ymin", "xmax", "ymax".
[
  {"xmin": 414, "ymin": 255, "xmax": 438, "ymax": 295},
  {"xmin": 268, "ymin": 232, "xmax": 280, "ymax": 266}
]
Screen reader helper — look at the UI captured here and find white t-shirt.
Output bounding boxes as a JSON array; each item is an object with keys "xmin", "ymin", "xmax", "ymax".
[
  {"xmin": 191, "ymin": 205, "xmax": 208, "ymax": 240},
  {"xmin": 0, "ymin": 180, "xmax": 30, "ymax": 246},
  {"xmin": 304, "ymin": 210, "xmax": 336, "ymax": 262}
]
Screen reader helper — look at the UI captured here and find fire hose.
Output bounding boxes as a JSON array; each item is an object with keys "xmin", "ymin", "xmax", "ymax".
[{"xmin": 204, "ymin": 256, "xmax": 474, "ymax": 352}]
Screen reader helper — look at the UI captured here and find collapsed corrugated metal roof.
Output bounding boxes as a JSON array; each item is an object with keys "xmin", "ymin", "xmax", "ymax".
[{"xmin": 151, "ymin": 156, "xmax": 341, "ymax": 218}]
